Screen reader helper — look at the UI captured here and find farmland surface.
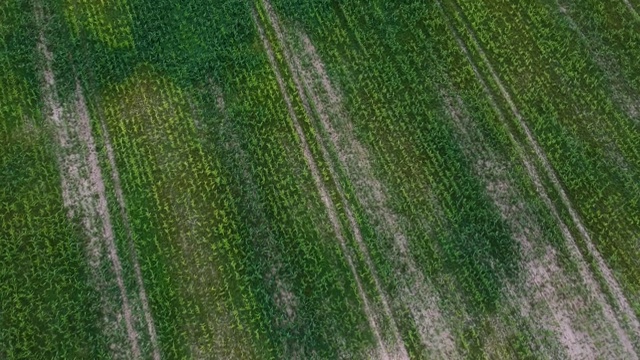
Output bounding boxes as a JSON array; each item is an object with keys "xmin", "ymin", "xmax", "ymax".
[{"xmin": 1, "ymin": 0, "xmax": 639, "ymax": 359}]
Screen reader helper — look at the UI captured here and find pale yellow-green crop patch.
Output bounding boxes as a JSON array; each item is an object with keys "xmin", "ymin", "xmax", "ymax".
[
  {"xmin": 64, "ymin": 0, "xmax": 134, "ymax": 48},
  {"xmin": 101, "ymin": 66, "xmax": 261, "ymax": 358}
]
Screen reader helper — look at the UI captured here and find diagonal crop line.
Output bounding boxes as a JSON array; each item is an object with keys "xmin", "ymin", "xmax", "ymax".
[
  {"xmin": 435, "ymin": 0, "xmax": 640, "ymax": 356},
  {"xmin": 36, "ymin": 21, "xmax": 142, "ymax": 358},
  {"xmin": 255, "ymin": 1, "xmax": 413, "ymax": 358},
  {"xmin": 94, "ymin": 93, "xmax": 161, "ymax": 360},
  {"xmin": 251, "ymin": 7, "xmax": 395, "ymax": 360},
  {"xmin": 621, "ymin": 0, "xmax": 640, "ymax": 21}
]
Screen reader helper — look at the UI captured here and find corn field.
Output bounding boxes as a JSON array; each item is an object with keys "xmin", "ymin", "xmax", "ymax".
[{"xmin": 1, "ymin": 0, "xmax": 639, "ymax": 359}]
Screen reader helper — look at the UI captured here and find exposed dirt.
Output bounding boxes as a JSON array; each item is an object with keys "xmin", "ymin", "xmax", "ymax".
[
  {"xmin": 436, "ymin": 4, "xmax": 639, "ymax": 356},
  {"xmin": 37, "ymin": 16, "xmax": 143, "ymax": 358},
  {"xmin": 295, "ymin": 30, "xmax": 458, "ymax": 360},
  {"xmin": 253, "ymin": 8, "xmax": 393, "ymax": 359}
]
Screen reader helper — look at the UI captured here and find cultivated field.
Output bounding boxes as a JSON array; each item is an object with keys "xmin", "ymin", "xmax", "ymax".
[{"xmin": 1, "ymin": 0, "xmax": 639, "ymax": 359}]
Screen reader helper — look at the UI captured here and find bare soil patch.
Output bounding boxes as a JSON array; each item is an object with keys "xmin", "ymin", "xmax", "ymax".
[
  {"xmin": 37, "ymin": 17, "xmax": 146, "ymax": 358},
  {"xmin": 435, "ymin": 5, "xmax": 639, "ymax": 355}
]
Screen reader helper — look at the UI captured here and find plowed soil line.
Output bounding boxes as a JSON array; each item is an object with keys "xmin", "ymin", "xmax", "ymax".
[
  {"xmin": 436, "ymin": 1, "xmax": 639, "ymax": 356},
  {"xmin": 96, "ymin": 99, "xmax": 161, "ymax": 360},
  {"xmin": 253, "ymin": 8, "xmax": 393, "ymax": 360},
  {"xmin": 37, "ymin": 14, "xmax": 142, "ymax": 358}
]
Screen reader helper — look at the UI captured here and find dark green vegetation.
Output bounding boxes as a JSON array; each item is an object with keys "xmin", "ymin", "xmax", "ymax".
[{"xmin": 1, "ymin": 0, "xmax": 639, "ymax": 359}]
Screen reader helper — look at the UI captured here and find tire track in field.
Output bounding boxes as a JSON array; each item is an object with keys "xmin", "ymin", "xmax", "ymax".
[
  {"xmin": 292, "ymin": 30, "xmax": 458, "ymax": 359},
  {"xmin": 95, "ymin": 96, "xmax": 161, "ymax": 360},
  {"xmin": 256, "ymin": 2, "xmax": 411, "ymax": 358},
  {"xmin": 556, "ymin": 1, "xmax": 640, "ymax": 130},
  {"xmin": 622, "ymin": 0, "xmax": 640, "ymax": 21},
  {"xmin": 435, "ymin": 1, "xmax": 640, "ymax": 357},
  {"xmin": 252, "ymin": 8, "xmax": 395, "ymax": 360},
  {"xmin": 444, "ymin": 93, "xmax": 623, "ymax": 359},
  {"xmin": 37, "ymin": 27, "xmax": 142, "ymax": 359}
]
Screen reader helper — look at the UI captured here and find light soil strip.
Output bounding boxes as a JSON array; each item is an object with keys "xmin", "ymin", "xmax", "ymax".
[
  {"xmin": 37, "ymin": 17, "xmax": 142, "ymax": 358},
  {"xmin": 435, "ymin": 2, "xmax": 639, "ymax": 356},
  {"xmin": 253, "ymin": 9, "xmax": 393, "ymax": 360},
  {"xmin": 294, "ymin": 30, "xmax": 458, "ymax": 359},
  {"xmin": 257, "ymin": 2, "xmax": 410, "ymax": 358},
  {"xmin": 445, "ymin": 94, "xmax": 625, "ymax": 359},
  {"xmin": 622, "ymin": 0, "xmax": 640, "ymax": 20},
  {"xmin": 210, "ymin": 88, "xmax": 300, "ymax": 329},
  {"xmin": 96, "ymin": 98, "xmax": 161, "ymax": 360}
]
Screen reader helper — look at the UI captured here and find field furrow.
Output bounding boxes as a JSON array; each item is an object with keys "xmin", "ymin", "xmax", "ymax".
[
  {"xmin": 38, "ymin": 39, "xmax": 143, "ymax": 360},
  {"xmin": 436, "ymin": 0, "xmax": 639, "ymax": 355}
]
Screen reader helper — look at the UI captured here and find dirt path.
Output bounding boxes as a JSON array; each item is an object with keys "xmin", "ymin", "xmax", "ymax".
[
  {"xmin": 36, "ymin": 9, "xmax": 143, "ymax": 357},
  {"xmin": 294, "ymin": 30, "xmax": 458, "ymax": 359},
  {"xmin": 444, "ymin": 93, "xmax": 624, "ymax": 358},
  {"xmin": 256, "ymin": 2, "xmax": 412, "ymax": 358},
  {"xmin": 96, "ymin": 97, "xmax": 161, "ymax": 360},
  {"xmin": 435, "ymin": 2, "xmax": 639, "ymax": 357},
  {"xmin": 253, "ymin": 8, "xmax": 402, "ymax": 359}
]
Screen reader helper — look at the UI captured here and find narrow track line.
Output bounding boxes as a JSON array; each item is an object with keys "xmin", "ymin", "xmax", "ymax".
[
  {"xmin": 256, "ymin": 2, "xmax": 409, "ymax": 358},
  {"xmin": 435, "ymin": 0, "xmax": 640, "ymax": 356},
  {"xmin": 36, "ymin": 19, "xmax": 142, "ymax": 357},
  {"xmin": 95, "ymin": 94, "xmax": 161, "ymax": 360},
  {"xmin": 296, "ymin": 31, "xmax": 458, "ymax": 359},
  {"xmin": 252, "ymin": 9, "xmax": 392, "ymax": 360}
]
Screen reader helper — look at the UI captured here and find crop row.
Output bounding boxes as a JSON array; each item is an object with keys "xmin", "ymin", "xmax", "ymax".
[
  {"xmin": 1, "ymin": 3, "xmax": 109, "ymax": 356},
  {"xmin": 445, "ymin": 0, "xmax": 640, "ymax": 321},
  {"xmin": 63, "ymin": 0, "xmax": 383, "ymax": 357}
]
